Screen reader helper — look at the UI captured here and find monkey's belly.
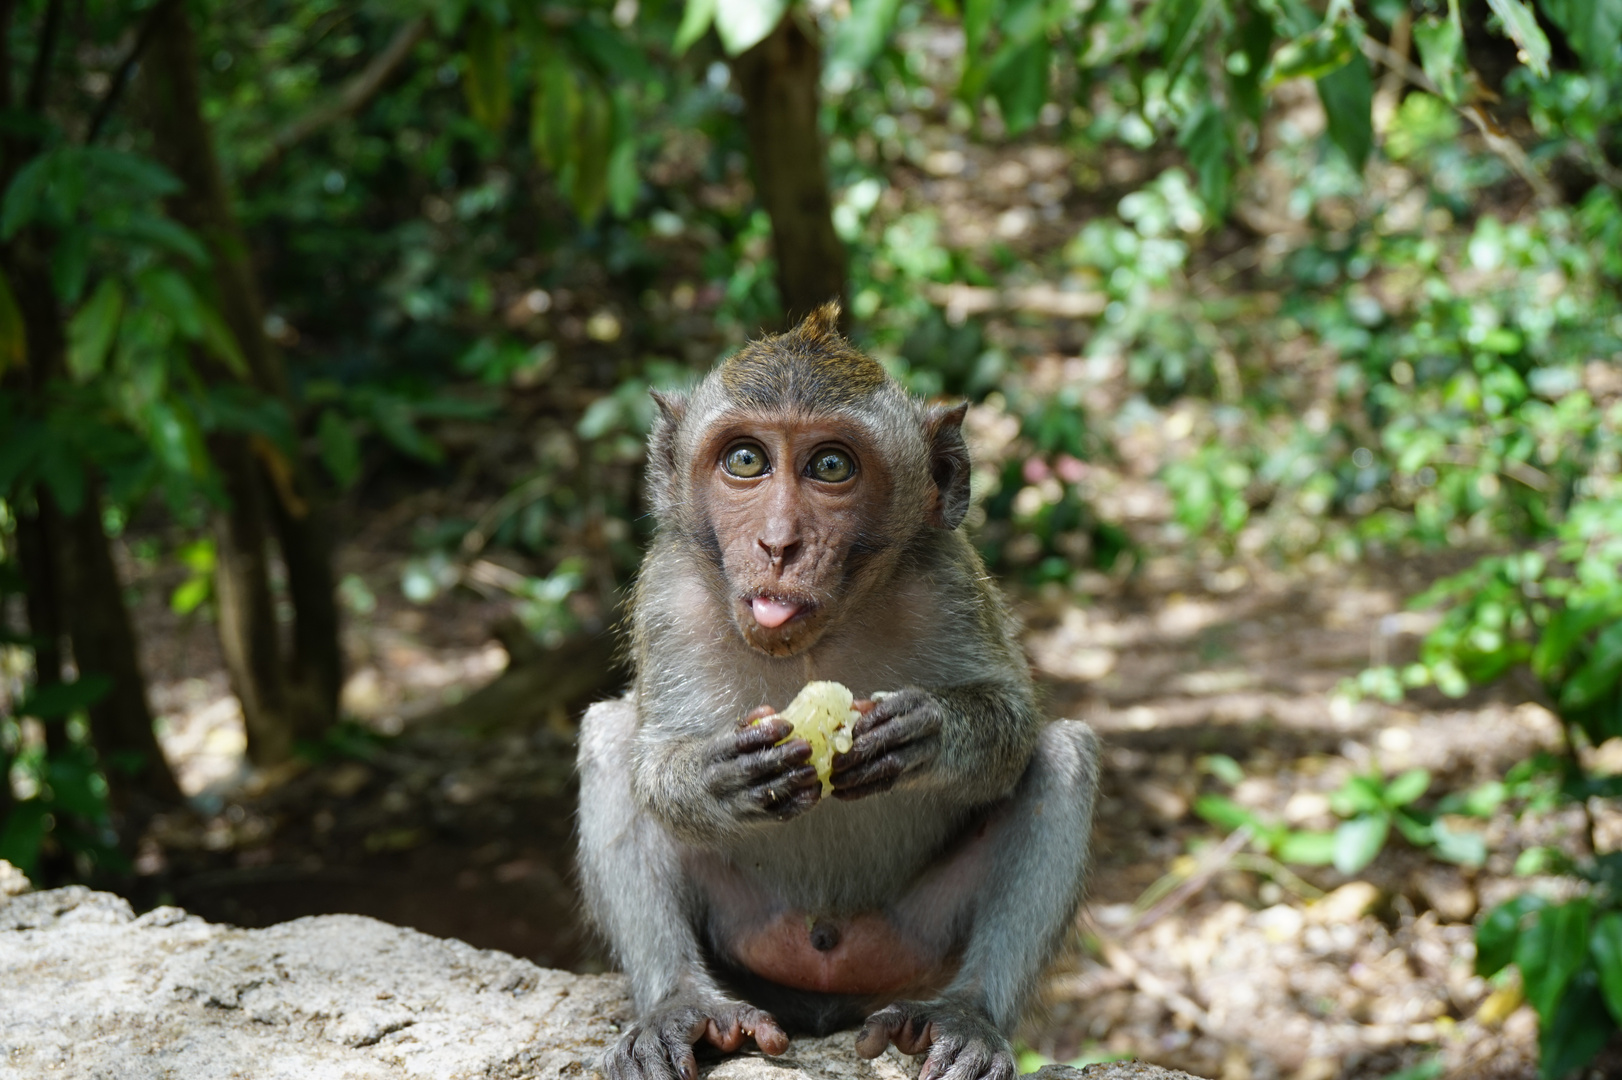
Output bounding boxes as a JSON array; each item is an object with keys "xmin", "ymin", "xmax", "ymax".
[{"xmin": 731, "ymin": 912, "xmax": 937, "ymax": 995}]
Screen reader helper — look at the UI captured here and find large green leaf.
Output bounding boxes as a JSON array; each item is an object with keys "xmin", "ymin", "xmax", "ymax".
[
  {"xmin": 67, "ymin": 279, "xmax": 124, "ymax": 383},
  {"xmin": 570, "ymin": 84, "xmax": 614, "ymax": 221},
  {"xmin": 1383, "ymin": 768, "xmax": 1431, "ymax": 808},
  {"xmin": 1538, "ymin": 973, "xmax": 1613, "ymax": 1080},
  {"xmin": 15, "ymin": 675, "xmax": 112, "ymax": 719},
  {"xmin": 1477, "ymin": 894, "xmax": 1546, "ymax": 977},
  {"xmin": 1593, "ymin": 912, "xmax": 1622, "ymax": 1025},
  {"xmin": 713, "ymin": 0, "xmax": 787, "ymax": 56},
  {"xmin": 1, "ymin": 154, "xmax": 53, "ymax": 238},
  {"xmin": 317, "ymin": 408, "xmax": 361, "ymax": 489},
  {"xmin": 987, "ymin": 36, "xmax": 1050, "ymax": 135},
  {"xmin": 673, "ymin": 0, "xmax": 717, "ymax": 55},
  {"xmin": 1178, "ymin": 103, "xmax": 1232, "ymax": 216},
  {"xmin": 1539, "ymin": 0, "xmax": 1622, "ymax": 74},
  {"xmin": 463, "ymin": 13, "xmax": 511, "ymax": 133},
  {"xmin": 1275, "ymin": 829, "xmax": 1337, "ymax": 865},
  {"xmin": 1484, "ymin": 0, "xmax": 1549, "ymax": 78},
  {"xmin": 1559, "ymin": 621, "xmax": 1622, "ymax": 712},
  {"xmin": 531, "ymin": 48, "xmax": 580, "ymax": 174},
  {"xmin": 1158, "ymin": 0, "xmax": 1213, "ymax": 75},
  {"xmin": 1413, "ymin": 12, "xmax": 1466, "ymax": 103},
  {"xmin": 1267, "ymin": 20, "xmax": 1357, "ymax": 83},
  {"xmin": 1516, "ymin": 898, "xmax": 1593, "ymax": 1025},
  {"xmin": 1317, "ymin": 52, "xmax": 1372, "ymax": 169}
]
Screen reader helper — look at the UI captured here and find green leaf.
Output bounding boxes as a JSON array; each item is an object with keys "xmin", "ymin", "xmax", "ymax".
[
  {"xmin": 67, "ymin": 279, "xmax": 124, "ymax": 383},
  {"xmin": 170, "ymin": 575, "xmax": 211, "ymax": 616},
  {"xmin": 1560, "ymin": 621, "xmax": 1622, "ymax": 712},
  {"xmin": 713, "ymin": 0, "xmax": 787, "ymax": 55},
  {"xmin": 1158, "ymin": 0, "xmax": 1213, "ymax": 75},
  {"xmin": 570, "ymin": 84, "xmax": 614, "ymax": 221},
  {"xmin": 463, "ymin": 13, "xmax": 511, "ymax": 133},
  {"xmin": 827, "ymin": 0, "xmax": 904, "ymax": 80},
  {"xmin": 673, "ymin": 0, "xmax": 718, "ymax": 55},
  {"xmin": 1333, "ymin": 774, "xmax": 1385, "ymax": 816},
  {"xmin": 1192, "ymin": 794, "xmax": 1260, "ymax": 832},
  {"xmin": 1593, "ymin": 912, "xmax": 1622, "ymax": 1025},
  {"xmin": 1200, "ymin": 753, "xmax": 1245, "ymax": 786},
  {"xmin": 38, "ymin": 443, "xmax": 85, "ymax": 515},
  {"xmin": 1384, "ymin": 768, "xmax": 1431, "ymax": 807},
  {"xmin": 318, "ymin": 408, "xmax": 361, "ymax": 489},
  {"xmin": 1538, "ymin": 0, "xmax": 1622, "ymax": 74},
  {"xmin": 52, "ymin": 226, "xmax": 90, "ymax": 305},
  {"xmin": 1429, "ymin": 818, "xmax": 1487, "ymax": 866},
  {"xmin": 1267, "ymin": 20, "xmax": 1357, "ymax": 83},
  {"xmin": 531, "ymin": 48, "xmax": 580, "ymax": 174},
  {"xmin": 81, "ymin": 148, "xmax": 181, "ymax": 199},
  {"xmin": 1317, "ymin": 52, "xmax": 1372, "ymax": 169},
  {"xmin": 136, "ymin": 267, "xmax": 204, "ymax": 340},
  {"xmin": 0, "ymin": 799, "xmax": 49, "ymax": 875},
  {"xmin": 987, "ymin": 36, "xmax": 1050, "ymax": 135},
  {"xmin": 1532, "ymin": 605, "xmax": 1616, "ymax": 682},
  {"xmin": 369, "ymin": 398, "xmax": 443, "ymax": 464},
  {"xmin": 962, "ymin": 0, "xmax": 993, "ymax": 58},
  {"xmin": 1413, "ymin": 12, "xmax": 1466, "ymax": 103},
  {"xmin": 1177, "ymin": 103, "xmax": 1231, "ymax": 216},
  {"xmin": 1516, "ymin": 898, "xmax": 1593, "ymax": 1025},
  {"xmin": 196, "ymin": 305, "xmax": 249, "ymax": 379},
  {"xmin": 1276, "ymin": 829, "xmax": 1337, "ymax": 865},
  {"xmin": 117, "ymin": 213, "xmax": 211, "ymax": 266},
  {"xmin": 1, "ymin": 154, "xmax": 52, "ymax": 239},
  {"xmin": 1477, "ymin": 894, "xmax": 1545, "ymax": 977},
  {"xmin": 607, "ymin": 91, "xmax": 639, "ymax": 218},
  {"xmin": 1538, "ymin": 973, "xmax": 1613, "ymax": 1080},
  {"xmin": 1484, "ymin": 0, "xmax": 1549, "ymax": 78},
  {"xmin": 1332, "ymin": 813, "xmax": 1389, "ymax": 874},
  {"xmin": 0, "ymin": 266, "xmax": 27, "ymax": 374},
  {"xmin": 15, "ymin": 675, "xmax": 112, "ymax": 719}
]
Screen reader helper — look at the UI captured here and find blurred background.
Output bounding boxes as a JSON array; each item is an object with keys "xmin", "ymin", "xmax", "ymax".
[{"xmin": 1, "ymin": 0, "xmax": 1620, "ymax": 1076}]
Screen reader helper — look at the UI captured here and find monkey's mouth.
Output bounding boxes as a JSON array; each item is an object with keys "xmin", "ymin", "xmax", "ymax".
[{"xmin": 745, "ymin": 594, "xmax": 816, "ymax": 630}]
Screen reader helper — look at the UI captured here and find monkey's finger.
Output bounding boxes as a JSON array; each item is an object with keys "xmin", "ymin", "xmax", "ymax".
[
  {"xmin": 738, "ymin": 739, "xmax": 813, "ymax": 781},
  {"xmin": 918, "ymin": 1037, "xmax": 968, "ymax": 1080},
  {"xmin": 732, "ymin": 717, "xmax": 794, "ymax": 753},
  {"xmin": 741, "ymin": 1006, "xmax": 790, "ymax": 1055},
  {"xmin": 628, "ymin": 1032, "xmax": 680, "ymax": 1080},
  {"xmin": 856, "ymin": 1003, "xmax": 932, "ymax": 1058},
  {"xmin": 742, "ymin": 704, "xmax": 778, "ymax": 722},
  {"xmin": 831, "ymin": 754, "xmax": 904, "ymax": 792}
]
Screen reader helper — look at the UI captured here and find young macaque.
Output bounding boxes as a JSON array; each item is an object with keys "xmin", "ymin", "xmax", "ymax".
[{"xmin": 577, "ymin": 303, "xmax": 1098, "ymax": 1080}]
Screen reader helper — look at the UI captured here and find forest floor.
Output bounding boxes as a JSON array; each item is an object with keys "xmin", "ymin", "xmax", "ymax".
[{"xmin": 114, "ymin": 486, "xmax": 1615, "ymax": 1080}]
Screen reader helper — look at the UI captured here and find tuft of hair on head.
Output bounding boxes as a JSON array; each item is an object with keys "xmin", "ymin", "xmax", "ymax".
[{"xmin": 720, "ymin": 299, "xmax": 888, "ymax": 410}]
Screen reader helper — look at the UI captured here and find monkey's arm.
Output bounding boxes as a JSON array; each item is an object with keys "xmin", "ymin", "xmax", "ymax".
[
  {"xmin": 630, "ymin": 709, "xmax": 823, "ymax": 848},
  {"xmin": 579, "ymin": 699, "xmax": 792, "ymax": 1080},
  {"xmin": 832, "ymin": 679, "xmax": 1038, "ymax": 805}
]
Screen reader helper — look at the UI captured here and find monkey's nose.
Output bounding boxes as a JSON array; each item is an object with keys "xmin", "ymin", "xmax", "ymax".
[{"xmin": 758, "ymin": 537, "xmax": 801, "ymax": 568}]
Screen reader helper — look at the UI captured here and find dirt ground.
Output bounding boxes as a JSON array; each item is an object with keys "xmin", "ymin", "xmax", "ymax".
[{"xmin": 108, "ymin": 500, "xmax": 1622, "ymax": 1080}]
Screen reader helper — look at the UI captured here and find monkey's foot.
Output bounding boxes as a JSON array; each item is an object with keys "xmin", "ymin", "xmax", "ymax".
[
  {"xmin": 854, "ymin": 1000, "xmax": 1014, "ymax": 1080},
  {"xmin": 604, "ymin": 998, "xmax": 789, "ymax": 1080}
]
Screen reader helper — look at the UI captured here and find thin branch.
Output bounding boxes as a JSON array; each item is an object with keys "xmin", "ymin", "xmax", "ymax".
[
  {"xmin": 1361, "ymin": 36, "xmax": 1559, "ymax": 206},
  {"xmin": 247, "ymin": 15, "xmax": 428, "ymax": 184},
  {"xmin": 85, "ymin": 0, "xmax": 178, "ymax": 145},
  {"xmin": 22, "ymin": 0, "xmax": 61, "ymax": 113}
]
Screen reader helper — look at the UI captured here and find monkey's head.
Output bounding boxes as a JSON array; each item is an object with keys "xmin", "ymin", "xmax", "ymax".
[{"xmin": 645, "ymin": 302, "xmax": 970, "ymax": 657}]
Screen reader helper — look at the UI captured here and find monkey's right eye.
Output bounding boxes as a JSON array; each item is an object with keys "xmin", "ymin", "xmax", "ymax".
[{"xmin": 723, "ymin": 444, "xmax": 769, "ymax": 478}]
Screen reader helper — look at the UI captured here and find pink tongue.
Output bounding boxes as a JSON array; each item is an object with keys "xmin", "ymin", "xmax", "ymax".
[{"xmin": 751, "ymin": 597, "xmax": 802, "ymax": 629}]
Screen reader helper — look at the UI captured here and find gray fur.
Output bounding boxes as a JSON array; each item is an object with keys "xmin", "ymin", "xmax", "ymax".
[{"xmin": 576, "ymin": 315, "xmax": 1098, "ymax": 1080}]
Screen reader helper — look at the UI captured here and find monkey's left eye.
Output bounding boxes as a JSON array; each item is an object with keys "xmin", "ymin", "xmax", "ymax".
[
  {"xmin": 724, "ymin": 443, "xmax": 769, "ymax": 478},
  {"xmin": 809, "ymin": 448, "xmax": 855, "ymax": 483}
]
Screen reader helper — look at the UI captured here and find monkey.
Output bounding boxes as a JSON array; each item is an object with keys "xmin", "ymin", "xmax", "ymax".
[{"xmin": 577, "ymin": 302, "xmax": 1098, "ymax": 1080}]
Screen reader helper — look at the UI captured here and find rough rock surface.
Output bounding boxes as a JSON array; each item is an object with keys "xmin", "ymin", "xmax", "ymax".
[{"xmin": 0, "ymin": 874, "xmax": 1203, "ymax": 1080}]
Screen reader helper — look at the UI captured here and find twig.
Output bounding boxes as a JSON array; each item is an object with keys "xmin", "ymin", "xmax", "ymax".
[
  {"xmin": 1125, "ymin": 825, "xmax": 1251, "ymax": 935},
  {"xmin": 248, "ymin": 15, "xmax": 429, "ymax": 183},
  {"xmin": 85, "ymin": 0, "xmax": 178, "ymax": 145},
  {"xmin": 1360, "ymin": 37, "xmax": 1558, "ymax": 206}
]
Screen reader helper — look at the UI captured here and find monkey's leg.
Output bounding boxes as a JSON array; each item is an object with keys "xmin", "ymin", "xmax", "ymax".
[
  {"xmin": 578, "ymin": 698, "xmax": 791, "ymax": 1080},
  {"xmin": 856, "ymin": 720, "xmax": 1099, "ymax": 1080}
]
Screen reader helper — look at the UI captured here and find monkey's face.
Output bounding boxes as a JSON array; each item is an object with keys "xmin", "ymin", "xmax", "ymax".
[{"xmin": 694, "ymin": 414, "xmax": 895, "ymax": 657}]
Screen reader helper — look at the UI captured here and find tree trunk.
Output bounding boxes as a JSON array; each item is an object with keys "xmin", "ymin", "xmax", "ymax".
[
  {"xmin": 139, "ymin": 2, "xmax": 343, "ymax": 762},
  {"xmin": 53, "ymin": 488, "xmax": 185, "ymax": 816},
  {"xmin": 732, "ymin": 13, "xmax": 848, "ymax": 329},
  {"xmin": 2, "ymin": 225, "xmax": 182, "ymax": 821}
]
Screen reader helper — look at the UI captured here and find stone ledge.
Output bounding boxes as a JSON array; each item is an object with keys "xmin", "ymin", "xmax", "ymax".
[{"xmin": 0, "ymin": 873, "xmax": 1202, "ymax": 1080}]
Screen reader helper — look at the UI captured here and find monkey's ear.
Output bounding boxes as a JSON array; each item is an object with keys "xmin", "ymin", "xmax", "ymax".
[
  {"xmin": 645, "ymin": 390, "xmax": 688, "ymax": 519},
  {"xmin": 923, "ymin": 402, "xmax": 971, "ymax": 530}
]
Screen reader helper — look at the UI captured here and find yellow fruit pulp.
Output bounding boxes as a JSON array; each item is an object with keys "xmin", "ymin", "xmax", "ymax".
[{"xmin": 774, "ymin": 680, "xmax": 858, "ymax": 795}]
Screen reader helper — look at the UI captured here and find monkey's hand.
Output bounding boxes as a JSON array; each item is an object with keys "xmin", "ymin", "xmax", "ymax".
[
  {"xmin": 605, "ymin": 996, "xmax": 789, "ymax": 1080},
  {"xmin": 829, "ymin": 688, "xmax": 943, "ymax": 800},
  {"xmin": 703, "ymin": 709, "xmax": 821, "ymax": 823},
  {"xmin": 854, "ymin": 999, "xmax": 1014, "ymax": 1080}
]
